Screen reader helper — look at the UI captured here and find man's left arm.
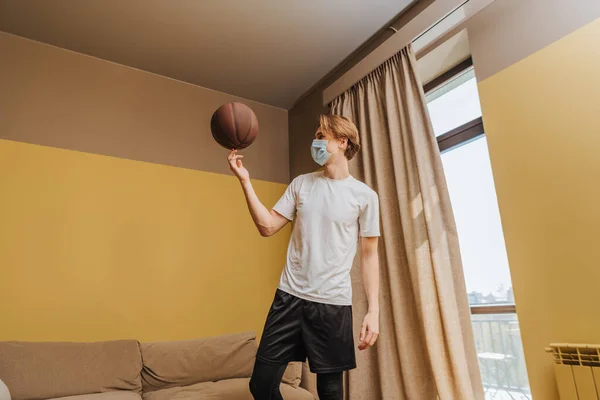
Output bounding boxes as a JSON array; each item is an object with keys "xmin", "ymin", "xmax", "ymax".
[{"xmin": 358, "ymin": 236, "xmax": 379, "ymax": 351}]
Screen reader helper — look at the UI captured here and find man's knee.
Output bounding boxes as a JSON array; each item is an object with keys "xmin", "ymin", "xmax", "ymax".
[{"xmin": 249, "ymin": 376, "xmax": 259, "ymax": 398}]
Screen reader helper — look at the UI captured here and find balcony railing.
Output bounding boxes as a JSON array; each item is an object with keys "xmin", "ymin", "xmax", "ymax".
[{"xmin": 471, "ymin": 313, "xmax": 531, "ymax": 400}]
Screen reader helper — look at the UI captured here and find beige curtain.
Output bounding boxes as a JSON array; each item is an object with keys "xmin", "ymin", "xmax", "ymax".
[{"xmin": 331, "ymin": 45, "xmax": 484, "ymax": 400}]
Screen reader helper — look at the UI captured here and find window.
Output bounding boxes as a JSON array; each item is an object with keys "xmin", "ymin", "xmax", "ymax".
[
  {"xmin": 426, "ymin": 68, "xmax": 481, "ymax": 137},
  {"xmin": 441, "ymin": 137, "xmax": 512, "ymax": 306},
  {"xmin": 426, "ymin": 59, "xmax": 531, "ymax": 400}
]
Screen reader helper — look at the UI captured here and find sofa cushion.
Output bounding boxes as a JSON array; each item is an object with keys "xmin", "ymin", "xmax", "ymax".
[
  {"xmin": 49, "ymin": 391, "xmax": 142, "ymax": 400},
  {"xmin": 299, "ymin": 362, "xmax": 318, "ymax": 399},
  {"xmin": 0, "ymin": 340, "xmax": 142, "ymax": 400},
  {"xmin": 142, "ymin": 378, "xmax": 315, "ymax": 400},
  {"xmin": 282, "ymin": 362, "xmax": 302, "ymax": 388},
  {"xmin": 141, "ymin": 331, "xmax": 257, "ymax": 392}
]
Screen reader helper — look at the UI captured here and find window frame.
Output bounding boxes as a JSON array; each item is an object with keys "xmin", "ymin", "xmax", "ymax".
[
  {"xmin": 425, "ymin": 59, "xmax": 516, "ymax": 315},
  {"xmin": 437, "ymin": 117, "xmax": 484, "ymax": 154}
]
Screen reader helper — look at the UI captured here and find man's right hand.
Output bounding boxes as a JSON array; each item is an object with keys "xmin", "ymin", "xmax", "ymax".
[
  {"xmin": 228, "ymin": 149, "xmax": 249, "ymax": 183},
  {"xmin": 228, "ymin": 149, "xmax": 289, "ymax": 237}
]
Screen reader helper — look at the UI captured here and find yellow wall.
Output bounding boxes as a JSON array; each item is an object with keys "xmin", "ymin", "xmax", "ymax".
[
  {"xmin": 477, "ymin": 18, "xmax": 600, "ymax": 399},
  {"xmin": 0, "ymin": 139, "xmax": 290, "ymax": 342}
]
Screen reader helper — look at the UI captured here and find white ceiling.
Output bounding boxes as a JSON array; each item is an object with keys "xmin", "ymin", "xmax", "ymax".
[{"xmin": 0, "ymin": 0, "xmax": 416, "ymax": 109}]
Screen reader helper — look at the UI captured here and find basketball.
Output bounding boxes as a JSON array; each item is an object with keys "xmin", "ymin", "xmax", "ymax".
[{"xmin": 210, "ymin": 102, "xmax": 259, "ymax": 150}]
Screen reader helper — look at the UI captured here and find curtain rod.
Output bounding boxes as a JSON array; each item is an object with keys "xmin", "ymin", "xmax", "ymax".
[
  {"xmin": 322, "ymin": 0, "xmax": 490, "ymax": 106},
  {"xmin": 412, "ymin": 0, "xmax": 471, "ymax": 43},
  {"xmin": 414, "ymin": 0, "xmax": 495, "ymax": 60}
]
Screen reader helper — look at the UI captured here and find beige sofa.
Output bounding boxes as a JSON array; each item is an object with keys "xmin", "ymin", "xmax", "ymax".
[{"xmin": 0, "ymin": 331, "xmax": 317, "ymax": 400}]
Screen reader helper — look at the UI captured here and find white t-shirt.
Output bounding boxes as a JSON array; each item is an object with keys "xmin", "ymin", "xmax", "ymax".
[{"xmin": 273, "ymin": 171, "xmax": 380, "ymax": 306}]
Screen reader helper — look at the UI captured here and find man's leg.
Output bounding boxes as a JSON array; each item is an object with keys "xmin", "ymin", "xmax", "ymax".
[
  {"xmin": 253, "ymin": 290, "xmax": 307, "ymax": 399},
  {"xmin": 303, "ymin": 300, "xmax": 356, "ymax": 399},
  {"xmin": 249, "ymin": 359, "xmax": 288, "ymax": 400},
  {"xmin": 317, "ymin": 372, "xmax": 344, "ymax": 400}
]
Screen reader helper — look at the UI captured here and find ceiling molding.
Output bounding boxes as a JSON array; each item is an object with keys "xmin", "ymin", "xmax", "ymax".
[{"xmin": 323, "ymin": 0, "xmax": 497, "ymax": 106}]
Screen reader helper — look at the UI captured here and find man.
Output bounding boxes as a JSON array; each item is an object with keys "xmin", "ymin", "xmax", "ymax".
[{"xmin": 228, "ymin": 114, "xmax": 380, "ymax": 400}]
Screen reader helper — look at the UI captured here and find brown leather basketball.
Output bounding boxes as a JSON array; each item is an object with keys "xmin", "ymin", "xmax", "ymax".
[{"xmin": 210, "ymin": 102, "xmax": 259, "ymax": 150}]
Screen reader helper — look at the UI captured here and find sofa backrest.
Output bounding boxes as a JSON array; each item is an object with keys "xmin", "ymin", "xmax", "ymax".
[
  {"xmin": 140, "ymin": 331, "xmax": 258, "ymax": 392},
  {"xmin": 0, "ymin": 340, "xmax": 142, "ymax": 400}
]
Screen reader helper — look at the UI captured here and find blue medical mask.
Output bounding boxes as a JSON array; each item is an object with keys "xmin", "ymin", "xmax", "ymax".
[{"xmin": 311, "ymin": 140, "xmax": 333, "ymax": 166}]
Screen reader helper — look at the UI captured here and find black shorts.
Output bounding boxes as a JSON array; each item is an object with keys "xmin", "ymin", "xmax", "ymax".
[{"xmin": 256, "ymin": 289, "xmax": 356, "ymax": 374}]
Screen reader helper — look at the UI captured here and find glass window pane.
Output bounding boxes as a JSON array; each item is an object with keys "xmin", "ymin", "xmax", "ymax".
[
  {"xmin": 440, "ymin": 137, "xmax": 513, "ymax": 306},
  {"xmin": 430, "ymin": 66, "xmax": 531, "ymax": 399},
  {"xmin": 472, "ymin": 314, "xmax": 531, "ymax": 399},
  {"xmin": 426, "ymin": 69, "xmax": 482, "ymax": 136}
]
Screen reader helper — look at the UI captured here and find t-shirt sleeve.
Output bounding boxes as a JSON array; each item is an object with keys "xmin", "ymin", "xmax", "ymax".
[
  {"xmin": 272, "ymin": 177, "xmax": 300, "ymax": 221},
  {"xmin": 359, "ymin": 190, "xmax": 380, "ymax": 237}
]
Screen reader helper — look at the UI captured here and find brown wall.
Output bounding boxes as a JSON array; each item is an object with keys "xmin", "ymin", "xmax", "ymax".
[{"xmin": 0, "ymin": 32, "xmax": 289, "ymax": 184}]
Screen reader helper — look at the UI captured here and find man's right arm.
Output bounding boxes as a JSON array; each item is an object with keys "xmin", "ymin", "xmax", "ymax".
[
  {"xmin": 228, "ymin": 149, "xmax": 289, "ymax": 237},
  {"xmin": 240, "ymin": 179, "xmax": 289, "ymax": 237}
]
